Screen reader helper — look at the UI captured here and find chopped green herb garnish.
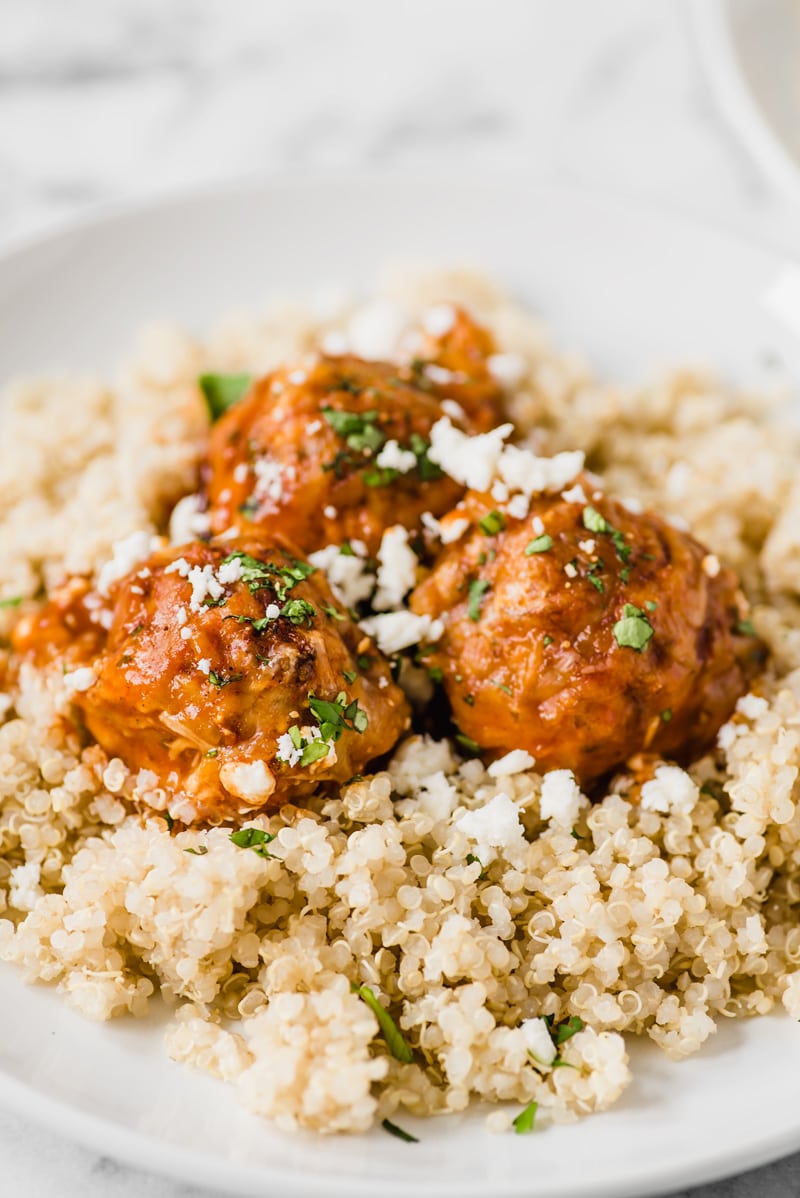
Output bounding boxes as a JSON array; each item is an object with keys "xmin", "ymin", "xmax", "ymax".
[
  {"xmin": 583, "ymin": 505, "xmax": 631, "ymax": 563},
  {"xmin": 464, "ymin": 694, "xmax": 475, "ymax": 706},
  {"xmin": 543, "ymin": 634, "xmax": 553, "ymax": 647},
  {"xmin": 353, "ymin": 984, "xmax": 414, "ymax": 1063},
  {"xmin": 612, "ymin": 604, "xmax": 654, "ymax": 652},
  {"xmin": 455, "ymin": 732, "xmax": 482, "ymax": 757},
  {"xmin": 229, "ymin": 827, "xmax": 277, "ymax": 858},
  {"xmin": 466, "ymin": 852, "xmax": 486, "ymax": 879},
  {"xmin": 363, "ymin": 465, "xmax": 399, "ymax": 488},
  {"xmin": 162, "ymin": 811, "xmax": 174, "ymax": 831},
  {"xmin": 619, "ymin": 565, "xmax": 632, "ymax": 583},
  {"xmin": 208, "ymin": 670, "xmax": 242, "ymax": 688},
  {"xmin": 552, "ymin": 1015, "xmax": 584, "ymax": 1045},
  {"xmin": 479, "ymin": 510, "xmax": 506, "ymax": 536},
  {"xmin": 300, "ymin": 739, "xmax": 333, "ymax": 766},
  {"xmin": 737, "ymin": 618, "xmax": 756, "ymax": 637},
  {"xmin": 343, "ymin": 669, "xmax": 358, "ymax": 684},
  {"xmin": 525, "ymin": 534, "xmax": 553, "ymax": 555},
  {"xmin": 0, "ymin": 596, "xmax": 23, "ymax": 609},
  {"xmin": 381, "ymin": 1118, "xmax": 419, "ymax": 1144},
  {"xmin": 206, "ymin": 748, "xmax": 219, "ymax": 758},
  {"xmin": 322, "ymin": 604, "xmax": 346, "ymax": 622},
  {"xmin": 280, "ymin": 598, "xmax": 317, "ymax": 627},
  {"xmin": 492, "ymin": 680, "xmax": 512, "ymax": 695},
  {"xmin": 587, "ymin": 573, "xmax": 604, "ymax": 593},
  {"xmin": 408, "ymin": 432, "xmax": 443, "ymax": 481},
  {"xmin": 512, "ymin": 1101, "xmax": 538, "ymax": 1134},
  {"xmin": 308, "ymin": 691, "xmax": 369, "ymax": 744},
  {"xmin": 184, "ymin": 845, "xmax": 208, "ymax": 856},
  {"xmin": 468, "ymin": 578, "xmax": 490, "ymax": 622},
  {"xmin": 356, "ymin": 653, "xmax": 372, "ymax": 670},
  {"xmin": 645, "ymin": 600, "xmax": 658, "ymax": 612},
  {"xmin": 428, "ymin": 666, "xmax": 444, "ymax": 684},
  {"xmin": 199, "ymin": 372, "xmax": 253, "ymax": 421},
  {"xmin": 661, "ymin": 708, "xmax": 672, "ymax": 723}
]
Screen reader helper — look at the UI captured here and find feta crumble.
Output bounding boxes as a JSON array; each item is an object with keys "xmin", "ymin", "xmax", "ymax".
[
  {"xmin": 561, "ymin": 483, "xmax": 588, "ymax": 505},
  {"xmin": 196, "ymin": 658, "xmax": 211, "ymax": 675},
  {"xmin": 539, "ymin": 770, "xmax": 587, "ymax": 826},
  {"xmin": 97, "ymin": 530, "xmax": 160, "ymax": 595},
  {"xmin": 521, "ymin": 1017, "xmax": 557, "ymax": 1066},
  {"xmin": 455, "ymin": 793, "xmax": 525, "ymax": 864},
  {"xmin": 253, "ymin": 455, "xmax": 288, "ymax": 505},
  {"xmin": 421, "ymin": 303, "xmax": 456, "ymax": 337},
  {"xmin": 360, "ymin": 611, "xmax": 444, "ymax": 655},
  {"xmin": 373, "ymin": 526, "xmax": 418, "ymax": 612},
  {"xmin": 187, "ymin": 565, "xmax": 224, "ymax": 612},
  {"xmin": 219, "ymin": 759, "xmax": 275, "ymax": 801},
  {"xmin": 487, "ymin": 351, "xmax": 527, "ymax": 388},
  {"xmin": 216, "ymin": 557, "xmax": 245, "ymax": 585},
  {"xmin": 308, "ymin": 544, "xmax": 374, "ymax": 608},
  {"xmin": 169, "ymin": 494, "xmax": 211, "ymax": 545},
  {"xmin": 639, "ymin": 765, "xmax": 699, "ymax": 816},
  {"xmin": 63, "ymin": 667, "xmax": 97, "ymax": 693},
  {"xmin": 375, "ymin": 440, "xmax": 417, "ymax": 474}
]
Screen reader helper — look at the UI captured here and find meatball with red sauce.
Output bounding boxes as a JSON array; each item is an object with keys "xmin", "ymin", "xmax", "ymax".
[
  {"xmin": 204, "ymin": 310, "xmax": 505, "ymax": 555},
  {"xmin": 410, "ymin": 484, "xmax": 762, "ymax": 785},
  {"xmin": 19, "ymin": 537, "xmax": 409, "ymax": 823}
]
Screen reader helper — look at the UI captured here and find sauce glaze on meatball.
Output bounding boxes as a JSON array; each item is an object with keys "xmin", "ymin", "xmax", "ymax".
[
  {"xmin": 21, "ymin": 537, "xmax": 410, "ymax": 823},
  {"xmin": 410, "ymin": 484, "xmax": 762, "ymax": 785}
]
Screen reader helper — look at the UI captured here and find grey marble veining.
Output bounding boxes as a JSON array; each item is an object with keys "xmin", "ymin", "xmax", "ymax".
[{"xmin": 1, "ymin": 1, "xmax": 799, "ymax": 1195}]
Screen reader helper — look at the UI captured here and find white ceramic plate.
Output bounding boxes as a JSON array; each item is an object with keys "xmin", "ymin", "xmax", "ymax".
[
  {"xmin": 2, "ymin": 177, "xmax": 800, "ymax": 1198},
  {"xmin": 692, "ymin": 0, "xmax": 800, "ymax": 204}
]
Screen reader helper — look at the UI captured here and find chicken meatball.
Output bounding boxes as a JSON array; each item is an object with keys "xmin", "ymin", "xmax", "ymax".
[
  {"xmin": 410, "ymin": 485, "xmax": 762, "ymax": 785},
  {"xmin": 44, "ymin": 537, "xmax": 409, "ymax": 823},
  {"xmin": 205, "ymin": 317, "xmax": 505, "ymax": 556}
]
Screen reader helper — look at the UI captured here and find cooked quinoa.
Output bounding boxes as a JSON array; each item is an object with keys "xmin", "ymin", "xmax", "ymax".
[{"xmin": 2, "ymin": 267, "xmax": 800, "ymax": 1135}]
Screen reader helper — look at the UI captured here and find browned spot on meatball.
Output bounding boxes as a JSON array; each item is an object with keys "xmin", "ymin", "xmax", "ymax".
[{"xmin": 410, "ymin": 483, "xmax": 763, "ymax": 786}]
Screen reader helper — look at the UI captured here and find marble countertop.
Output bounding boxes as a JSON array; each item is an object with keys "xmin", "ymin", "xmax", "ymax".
[{"xmin": 2, "ymin": 1, "xmax": 800, "ymax": 1195}]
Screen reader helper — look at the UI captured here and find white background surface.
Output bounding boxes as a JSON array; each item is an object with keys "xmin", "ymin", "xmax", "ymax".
[{"xmin": 1, "ymin": 2, "xmax": 799, "ymax": 1196}]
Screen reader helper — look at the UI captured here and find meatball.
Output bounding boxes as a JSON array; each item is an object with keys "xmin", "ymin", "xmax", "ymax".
[
  {"xmin": 410, "ymin": 485, "xmax": 762, "ymax": 785},
  {"xmin": 205, "ymin": 320, "xmax": 504, "ymax": 556},
  {"xmin": 59, "ymin": 537, "xmax": 409, "ymax": 822},
  {"xmin": 414, "ymin": 303, "xmax": 505, "ymax": 432}
]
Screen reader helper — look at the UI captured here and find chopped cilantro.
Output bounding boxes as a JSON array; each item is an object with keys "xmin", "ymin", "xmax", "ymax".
[
  {"xmin": 229, "ymin": 827, "xmax": 277, "ymax": 858},
  {"xmin": 363, "ymin": 465, "xmax": 399, "ymax": 488},
  {"xmin": 198, "ymin": 372, "xmax": 252, "ymax": 421},
  {"xmin": 455, "ymin": 732, "xmax": 482, "ymax": 757},
  {"xmin": 737, "ymin": 617, "xmax": 756, "ymax": 637},
  {"xmin": 300, "ymin": 739, "xmax": 333, "ymax": 766},
  {"xmin": 220, "ymin": 551, "xmax": 316, "ymax": 602},
  {"xmin": 343, "ymin": 669, "xmax": 358, "ymax": 683},
  {"xmin": 552, "ymin": 1015, "xmax": 584, "ymax": 1045},
  {"xmin": 619, "ymin": 565, "xmax": 632, "ymax": 583},
  {"xmin": 339, "ymin": 542, "xmax": 356, "ymax": 557},
  {"xmin": 645, "ymin": 600, "xmax": 658, "ymax": 611},
  {"xmin": 583, "ymin": 505, "xmax": 631, "ymax": 562},
  {"xmin": 208, "ymin": 669, "xmax": 242, "ymax": 688},
  {"xmin": 356, "ymin": 653, "xmax": 372, "ymax": 670},
  {"xmin": 162, "ymin": 811, "xmax": 174, "ymax": 831},
  {"xmin": 353, "ymin": 984, "xmax": 414, "ymax": 1063},
  {"xmin": 464, "ymin": 693, "xmax": 475, "ymax": 706},
  {"xmin": 280, "ymin": 598, "xmax": 317, "ymax": 627},
  {"xmin": 468, "ymin": 578, "xmax": 490, "ymax": 622},
  {"xmin": 206, "ymin": 748, "xmax": 219, "ymax": 758},
  {"xmin": 408, "ymin": 433, "xmax": 443, "ymax": 481},
  {"xmin": 525, "ymin": 534, "xmax": 553, "ymax": 555},
  {"xmin": 381, "ymin": 1118, "xmax": 419, "ymax": 1144},
  {"xmin": 479, "ymin": 510, "xmax": 506, "ymax": 536},
  {"xmin": 587, "ymin": 573, "xmax": 604, "ymax": 593},
  {"xmin": 466, "ymin": 852, "xmax": 486, "ymax": 879},
  {"xmin": 308, "ymin": 691, "xmax": 369, "ymax": 744},
  {"xmin": 0, "ymin": 596, "xmax": 23, "ymax": 609},
  {"xmin": 184, "ymin": 845, "xmax": 208, "ymax": 856},
  {"xmin": 492, "ymin": 680, "xmax": 512, "ymax": 695},
  {"xmin": 543, "ymin": 634, "xmax": 553, "ymax": 647},
  {"xmin": 512, "ymin": 1101, "xmax": 538, "ymax": 1134},
  {"xmin": 612, "ymin": 604, "xmax": 654, "ymax": 652},
  {"xmin": 661, "ymin": 708, "xmax": 672, "ymax": 723},
  {"xmin": 428, "ymin": 665, "xmax": 444, "ymax": 684},
  {"xmin": 322, "ymin": 407, "xmax": 385, "ymax": 459}
]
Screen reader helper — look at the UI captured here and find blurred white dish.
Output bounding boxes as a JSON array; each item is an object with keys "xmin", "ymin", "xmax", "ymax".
[
  {"xmin": 693, "ymin": 0, "xmax": 800, "ymax": 203},
  {"xmin": 1, "ymin": 176, "xmax": 800, "ymax": 1198}
]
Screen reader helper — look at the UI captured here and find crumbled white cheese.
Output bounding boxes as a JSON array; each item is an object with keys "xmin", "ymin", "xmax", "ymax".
[
  {"xmin": 455, "ymin": 793, "xmax": 525, "ymax": 865},
  {"xmin": 421, "ymin": 303, "xmax": 456, "ymax": 337},
  {"xmin": 252, "ymin": 455, "xmax": 289, "ymax": 505},
  {"xmin": 323, "ymin": 504, "xmax": 338, "ymax": 519},
  {"xmin": 441, "ymin": 516, "xmax": 470, "ymax": 545},
  {"xmin": 165, "ymin": 556, "xmax": 191, "ymax": 579},
  {"xmin": 564, "ymin": 563, "xmax": 577, "ymax": 579},
  {"xmin": 97, "ymin": 530, "xmax": 160, "ymax": 595},
  {"xmin": 219, "ymin": 760, "xmax": 275, "ymax": 801},
  {"xmin": 169, "ymin": 494, "xmax": 211, "ymax": 546},
  {"xmin": 531, "ymin": 515, "xmax": 545, "ymax": 536},
  {"xmin": 179, "ymin": 626, "xmax": 192, "ymax": 641},
  {"xmin": 425, "ymin": 363, "xmax": 461, "ymax": 386},
  {"xmin": 540, "ymin": 769, "xmax": 587, "ymax": 827},
  {"xmin": 347, "ymin": 301, "xmax": 407, "ymax": 360},
  {"xmin": 360, "ymin": 611, "xmax": 444, "ymax": 655},
  {"xmin": 216, "ymin": 557, "xmax": 245, "ymax": 585},
  {"xmin": 187, "ymin": 565, "xmax": 224, "ymax": 612},
  {"xmin": 620, "ymin": 496, "xmax": 644, "ymax": 514},
  {"xmin": 488, "ymin": 749, "xmax": 535, "ymax": 777},
  {"xmin": 233, "ymin": 462, "xmax": 249, "ymax": 484},
  {"xmin": 521, "ymin": 1017, "xmax": 557, "ymax": 1065},
  {"xmin": 561, "ymin": 483, "xmax": 588, "ymax": 505},
  {"xmin": 639, "ymin": 765, "xmax": 699, "ymax": 815},
  {"xmin": 702, "ymin": 554, "xmax": 721, "ymax": 578},
  {"xmin": 276, "ymin": 726, "xmax": 324, "ymax": 768},
  {"xmin": 175, "ymin": 605, "xmax": 188, "ymax": 626},
  {"xmin": 736, "ymin": 693, "xmax": 768, "ymax": 721},
  {"xmin": 487, "ymin": 351, "xmax": 527, "ymax": 388},
  {"xmin": 287, "ymin": 369, "xmax": 307, "ymax": 385},
  {"xmin": 373, "ymin": 526, "xmax": 418, "ymax": 612},
  {"xmin": 307, "ymin": 419, "xmax": 323, "ymax": 435},
  {"xmin": 375, "ymin": 439, "xmax": 417, "ymax": 474},
  {"xmin": 308, "ymin": 544, "xmax": 374, "ymax": 608},
  {"xmin": 428, "ymin": 418, "xmax": 513, "ymax": 492},
  {"xmin": 441, "ymin": 398, "xmax": 466, "ymax": 423},
  {"xmin": 507, "ymin": 494, "xmax": 529, "ymax": 520},
  {"xmin": 491, "ymin": 481, "xmax": 509, "ymax": 503},
  {"xmin": 265, "ymin": 603, "xmax": 281, "ymax": 620},
  {"xmin": 498, "ymin": 443, "xmax": 584, "ymax": 498},
  {"xmin": 63, "ymin": 667, "xmax": 97, "ymax": 693},
  {"xmin": 196, "ymin": 658, "xmax": 211, "ymax": 675},
  {"xmin": 320, "ymin": 330, "xmax": 350, "ymax": 356}
]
